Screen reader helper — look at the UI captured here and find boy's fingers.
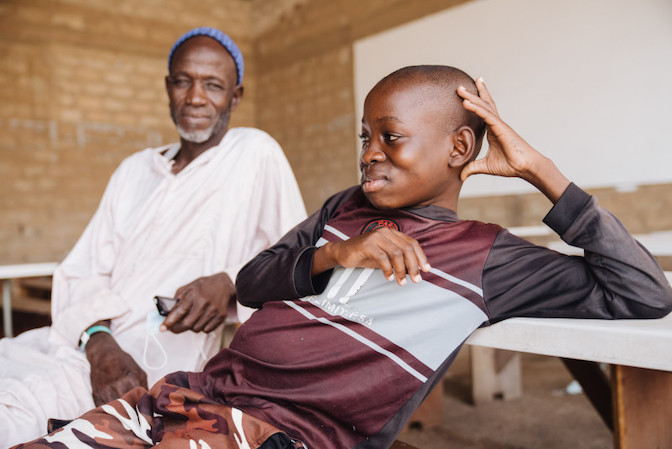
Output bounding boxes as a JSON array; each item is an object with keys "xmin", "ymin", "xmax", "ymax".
[
  {"xmin": 458, "ymin": 84, "xmax": 499, "ymax": 124},
  {"xmin": 363, "ymin": 237, "xmax": 409, "ymax": 285},
  {"xmin": 463, "ymin": 98, "xmax": 508, "ymax": 135},
  {"xmin": 408, "ymin": 237, "xmax": 430, "ymax": 272},
  {"xmin": 462, "ymin": 97, "xmax": 491, "ymax": 119},
  {"xmin": 400, "ymin": 239, "xmax": 427, "ymax": 283},
  {"xmin": 367, "ymin": 246, "xmax": 395, "ymax": 281},
  {"xmin": 474, "ymin": 78, "xmax": 498, "ymax": 112},
  {"xmin": 385, "ymin": 245, "xmax": 409, "ymax": 286},
  {"xmin": 456, "ymin": 85, "xmax": 478, "ymax": 103},
  {"xmin": 384, "ymin": 233, "xmax": 426, "ymax": 285},
  {"xmin": 348, "ymin": 228, "xmax": 429, "ymax": 285}
]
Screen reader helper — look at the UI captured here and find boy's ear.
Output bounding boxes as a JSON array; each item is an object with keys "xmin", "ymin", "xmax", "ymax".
[{"xmin": 448, "ymin": 126, "xmax": 476, "ymax": 168}]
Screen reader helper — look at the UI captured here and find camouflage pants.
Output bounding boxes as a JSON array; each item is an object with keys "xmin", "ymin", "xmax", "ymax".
[{"xmin": 12, "ymin": 372, "xmax": 301, "ymax": 449}]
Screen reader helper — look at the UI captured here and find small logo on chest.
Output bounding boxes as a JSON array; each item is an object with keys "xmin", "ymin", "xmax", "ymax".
[{"xmin": 362, "ymin": 219, "xmax": 400, "ymax": 234}]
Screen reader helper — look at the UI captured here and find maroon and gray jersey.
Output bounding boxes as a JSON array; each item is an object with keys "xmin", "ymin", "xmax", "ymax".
[{"xmin": 189, "ymin": 184, "xmax": 672, "ymax": 449}]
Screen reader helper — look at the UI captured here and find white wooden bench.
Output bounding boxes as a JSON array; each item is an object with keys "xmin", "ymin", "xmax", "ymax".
[
  {"xmin": 0, "ymin": 262, "xmax": 58, "ymax": 337},
  {"xmin": 465, "ymin": 272, "xmax": 672, "ymax": 448},
  {"xmin": 467, "ymin": 229, "xmax": 672, "ymax": 413},
  {"xmin": 464, "ymin": 227, "xmax": 672, "ymax": 448}
]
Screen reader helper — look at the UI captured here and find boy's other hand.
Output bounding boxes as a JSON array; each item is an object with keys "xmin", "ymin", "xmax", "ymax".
[
  {"xmin": 457, "ymin": 78, "xmax": 570, "ymax": 203},
  {"xmin": 312, "ymin": 228, "xmax": 431, "ymax": 286}
]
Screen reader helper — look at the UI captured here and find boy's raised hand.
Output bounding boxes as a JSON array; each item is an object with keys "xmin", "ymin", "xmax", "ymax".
[
  {"xmin": 457, "ymin": 78, "xmax": 570, "ymax": 203},
  {"xmin": 312, "ymin": 228, "xmax": 431, "ymax": 286}
]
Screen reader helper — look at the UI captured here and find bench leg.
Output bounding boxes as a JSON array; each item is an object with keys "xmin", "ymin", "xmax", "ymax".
[
  {"xmin": 612, "ymin": 364, "xmax": 672, "ymax": 449},
  {"xmin": 3, "ymin": 279, "xmax": 14, "ymax": 338},
  {"xmin": 470, "ymin": 347, "xmax": 522, "ymax": 405},
  {"xmin": 561, "ymin": 358, "xmax": 612, "ymax": 430}
]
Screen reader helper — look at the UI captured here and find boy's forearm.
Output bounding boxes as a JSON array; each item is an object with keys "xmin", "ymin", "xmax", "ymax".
[
  {"xmin": 521, "ymin": 154, "xmax": 571, "ymax": 204},
  {"xmin": 485, "ymin": 184, "xmax": 672, "ymax": 321}
]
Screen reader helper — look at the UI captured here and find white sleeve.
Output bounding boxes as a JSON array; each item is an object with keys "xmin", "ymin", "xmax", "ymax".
[
  {"xmin": 233, "ymin": 134, "xmax": 307, "ymax": 322},
  {"xmin": 50, "ymin": 162, "xmax": 133, "ymax": 346}
]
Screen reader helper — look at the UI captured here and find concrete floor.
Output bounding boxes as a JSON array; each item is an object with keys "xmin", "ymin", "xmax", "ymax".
[{"xmin": 398, "ymin": 351, "xmax": 613, "ymax": 449}]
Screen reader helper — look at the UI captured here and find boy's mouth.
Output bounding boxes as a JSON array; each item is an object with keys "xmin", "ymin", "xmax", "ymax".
[{"xmin": 361, "ymin": 174, "xmax": 389, "ymax": 193}]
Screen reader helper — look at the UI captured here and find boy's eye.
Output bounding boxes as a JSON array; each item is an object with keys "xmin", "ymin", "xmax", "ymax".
[
  {"xmin": 358, "ymin": 133, "xmax": 370, "ymax": 148},
  {"xmin": 383, "ymin": 133, "xmax": 400, "ymax": 143}
]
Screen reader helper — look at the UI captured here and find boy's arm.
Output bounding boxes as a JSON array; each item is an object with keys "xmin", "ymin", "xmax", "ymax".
[
  {"xmin": 236, "ymin": 188, "xmax": 357, "ymax": 308},
  {"xmin": 458, "ymin": 79, "xmax": 672, "ymax": 320},
  {"xmin": 237, "ymin": 186, "xmax": 433, "ymax": 307},
  {"xmin": 483, "ymin": 184, "xmax": 672, "ymax": 321}
]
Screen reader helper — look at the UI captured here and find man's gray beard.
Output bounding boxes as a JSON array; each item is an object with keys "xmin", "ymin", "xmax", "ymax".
[{"xmin": 176, "ymin": 112, "xmax": 229, "ymax": 144}]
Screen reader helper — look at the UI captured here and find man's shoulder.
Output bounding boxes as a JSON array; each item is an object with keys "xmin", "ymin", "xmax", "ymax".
[
  {"xmin": 109, "ymin": 143, "xmax": 176, "ymax": 175},
  {"xmin": 136, "ymin": 144, "xmax": 171, "ymax": 159},
  {"xmin": 226, "ymin": 127, "xmax": 281, "ymax": 151},
  {"xmin": 125, "ymin": 143, "xmax": 176, "ymax": 161}
]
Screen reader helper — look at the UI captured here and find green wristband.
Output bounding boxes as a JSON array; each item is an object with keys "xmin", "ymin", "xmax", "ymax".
[{"xmin": 79, "ymin": 325, "xmax": 112, "ymax": 351}]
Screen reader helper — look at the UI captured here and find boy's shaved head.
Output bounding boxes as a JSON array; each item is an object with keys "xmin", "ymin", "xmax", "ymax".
[{"xmin": 371, "ymin": 65, "xmax": 486, "ymax": 157}]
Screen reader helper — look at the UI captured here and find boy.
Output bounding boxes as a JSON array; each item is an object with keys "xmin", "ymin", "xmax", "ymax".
[{"xmin": 14, "ymin": 66, "xmax": 672, "ymax": 449}]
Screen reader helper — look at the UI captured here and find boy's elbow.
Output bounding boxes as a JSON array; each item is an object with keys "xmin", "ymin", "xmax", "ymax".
[
  {"xmin": 236, "ymin": 293, "xmax": 261, "ymax": 309},
  {"xmin": 655, "ymin": 293, "xmax": 672, "ymax": 318},
  {"xmin": 644, "ymin": 282, "xmax": 672, "ymax": 318},
  {"xmin": 234, "ymin": 288, "xmax": 258, "ymax": 309},
  {"xmin": 234, "ymin": 269, "xmax": 257, "ymax": 308}
]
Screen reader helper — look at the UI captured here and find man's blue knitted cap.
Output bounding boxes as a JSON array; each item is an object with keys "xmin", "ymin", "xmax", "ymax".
[{"xmin": 168, "ymin": 27, "xmax": 244, "ymax": 85}]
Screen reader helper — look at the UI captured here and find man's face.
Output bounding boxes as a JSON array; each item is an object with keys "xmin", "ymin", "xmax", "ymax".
[
  {"xmin": 359, "ymin": 82, "xmax": 456, "ymax": 210},
  {"xmin": 166, "ymin": 36, "xmax": 242, "ymax": 146}
]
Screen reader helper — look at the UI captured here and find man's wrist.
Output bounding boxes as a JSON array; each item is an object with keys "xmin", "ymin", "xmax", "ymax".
[{"xmin": 79, "ymin": 324, "xmax": 112, "ymax": 351}]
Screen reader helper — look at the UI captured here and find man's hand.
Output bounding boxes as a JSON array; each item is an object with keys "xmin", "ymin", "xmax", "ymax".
[
  {"xmin": 457, "ymin": 78, "xmax": 570, "ymax": 203},
  {"xmin": 86, "ymin": 332, "xmax": 147, "ymax": 406},
  {"xmin": 161, "ymin": 272, "xmax": 234, "ymax": 334},
  {"xmin": 312, "ymin": 227, "xmax": 431, "ymax": 286}
]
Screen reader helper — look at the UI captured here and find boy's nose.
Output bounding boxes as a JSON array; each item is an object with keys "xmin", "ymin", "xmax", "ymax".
[{"xmin": 361, "ymin": 141, "xmax": 386, "ymax": 165}]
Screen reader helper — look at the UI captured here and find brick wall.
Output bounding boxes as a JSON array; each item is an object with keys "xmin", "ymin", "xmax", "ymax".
[{"xmin": 0, "ymin": 0, "xmax": 256, "ymax": 263}]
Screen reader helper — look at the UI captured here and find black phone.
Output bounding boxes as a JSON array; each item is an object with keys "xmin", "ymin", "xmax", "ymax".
[{"xmin": 154, "ymin": 296, "xmax": 178, "ymax": 316}]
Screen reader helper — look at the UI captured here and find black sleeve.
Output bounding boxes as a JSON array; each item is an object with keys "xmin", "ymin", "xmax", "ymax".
[
  {"xmin": 236, "ymin": 187, "xmax": 359, "ymax": 308},
  {"xmin": 483, "ymin": 183, "xmax": 672, "ymax": 322}
]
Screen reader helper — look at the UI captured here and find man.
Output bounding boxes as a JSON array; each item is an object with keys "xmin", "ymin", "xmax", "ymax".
[
  {"xmin": 0, "ymin": 27, "xmax": 306, "ymax": 447},
  {"xmin": 13, "ymin": 66, "xmax": 671, "ymax": 449}
]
